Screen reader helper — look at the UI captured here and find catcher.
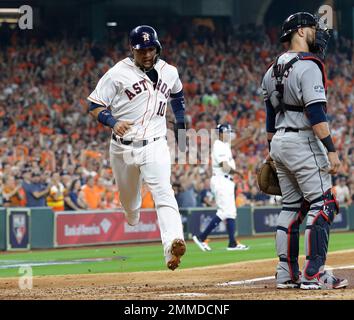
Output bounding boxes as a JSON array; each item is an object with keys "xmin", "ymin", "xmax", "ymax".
[{"xmin": 259, "ymin": 12, "xmax": 347, "ymax": 290}]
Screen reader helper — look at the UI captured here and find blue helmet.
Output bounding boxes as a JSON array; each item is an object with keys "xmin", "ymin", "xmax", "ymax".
[
  {"xmin": 129, "ymin": 25, "xmax": 162, "ymax": 55},
  {"xmin": 216, "ymin": 123, "xmax": 233, "ymax": 133}
]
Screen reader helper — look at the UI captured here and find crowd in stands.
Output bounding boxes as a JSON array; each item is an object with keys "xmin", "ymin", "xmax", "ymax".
[{"xmin": 0, "ymin": 22, "xmax": 353, "ymax": 211}]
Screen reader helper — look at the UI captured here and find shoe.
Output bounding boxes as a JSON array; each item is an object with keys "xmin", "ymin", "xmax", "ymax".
[
  {"xmin": 192, "ymin": 235, "xmax": 211, "ymax": 252},
  {"xmin": 166, "ymin": 239, "xmax": 186, "ymax": 271},
  {"xmin": 301, "ymin": 271, "xmax": 348, "ymax": 290},
  {"xmin": 277, "ymin": 280, "xmax": 301, "ymax": 289},
  {"xmin": 227, "ymin": 243, "xmax": 249, "ymax": 251},
  {"xmin": 125, "ymin": 210, "xmax": 140, "ymax": 226}
]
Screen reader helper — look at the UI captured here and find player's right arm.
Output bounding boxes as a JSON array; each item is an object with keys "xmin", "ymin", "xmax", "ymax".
[
  {"xmin": 88, "ymin": 71, "xmax": 133, "ymax": 137},
  {"xmin": 301, "ymin": 63, "xmax": 341, "ymax": 175},
  {"xmin": 89, "ymin": 103, "xmax": 133, "ymax": 137},
  {"xmin": 262, "ymin": 74, "xmax": 276, "ymax": 160}
]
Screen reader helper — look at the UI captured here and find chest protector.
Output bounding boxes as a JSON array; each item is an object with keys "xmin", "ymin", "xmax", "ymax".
[{"xmin": 271, "ymin": 52, "xmax": 327, "ymax": 114}]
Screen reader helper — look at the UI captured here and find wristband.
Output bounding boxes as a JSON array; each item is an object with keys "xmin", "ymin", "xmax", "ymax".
[
  {"xmin": 97, "ymin": 109, "xmax": 118, "ymax": 128},
  {"xmin": 320, "ymin": 135, "xmax": 336, "ymax": 152}
]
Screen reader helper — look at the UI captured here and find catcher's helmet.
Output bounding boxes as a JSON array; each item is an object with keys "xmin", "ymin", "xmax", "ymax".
[
  {"xmin": 216, "ymin": 123, "xmax": 233, "ymax": 133},
  {"xmin": 129, "ymin": 25, "xmax": 162, "ymax": 54},
  {"xmin": 280, "ymin": 12, "xmax": 317, "ymax": 43}
]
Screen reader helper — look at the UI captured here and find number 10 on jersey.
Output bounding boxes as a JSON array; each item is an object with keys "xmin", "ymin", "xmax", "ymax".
[{"xmin": 157, "ymin": 101, "xmax": 166, "ymax": 116}]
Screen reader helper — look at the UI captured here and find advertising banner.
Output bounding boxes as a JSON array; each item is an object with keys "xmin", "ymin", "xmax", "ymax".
[
  {"xmin": 187, "ymin": 209, "xmax": 227, "ymax": 237},
  {"xmin": 7, "ymin": 208, "xmax": 31, "ymax": 250},
  {"xmin": 55, "ymin": 210, "xmax": 161, "ymax": 247}
]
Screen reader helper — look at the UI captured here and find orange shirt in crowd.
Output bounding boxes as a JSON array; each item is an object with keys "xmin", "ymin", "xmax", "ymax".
[
  {"xmin": 141, "ymin": 189, "xmax": 154, "ymax": 208},
  {"xmin": 82, "ymin": 184, "xmax": 102, "ymax": 209},
  {"xmin": 2, "ymin": 186, "xmax": 26, "ymax": 207},
  {"xmin": 236, "ymin": 193, "xmax": 248, "ymax": 208}
]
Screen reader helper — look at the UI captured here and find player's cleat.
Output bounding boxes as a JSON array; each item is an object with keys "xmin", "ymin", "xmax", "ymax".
[
  {"xmin": 125, "ymin": 210, "xmax": 140, "ymax": 226},
  {"xmin": 166, "ymin": 239, "xmax": 186, "ymax": 271},
  {"xmin": 192, "ymin": 235, "xmax": 211, "ymax": 252},
  {"xmin": 202, "ymin": 240, "xmax": 212, "ymax": 251},
  {"xmin": 277, "ymin": 280, "xmax": 301, "ymax": 289},
  {"xmin": 300, "ymin": 271, "xmax": 348, "ymax": 290},
  {"xmin": 227, "ymin": 243, "xmax": 249, "ymax": 251}
]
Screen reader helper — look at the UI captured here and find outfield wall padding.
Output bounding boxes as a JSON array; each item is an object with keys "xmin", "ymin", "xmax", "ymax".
[
  {"xmin": 348, "ymin": 205, "xmax": 354, "ymax": 230},
  {"xmin": 0, "ymin": 208, "xmax": 6, "ymax": 250},
  {"xmin": 31, "ymin": 207, "xmax": 54, "ymax": 249}
]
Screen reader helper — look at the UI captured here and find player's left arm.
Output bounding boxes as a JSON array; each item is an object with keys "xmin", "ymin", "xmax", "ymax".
[{"xmin": 170, "ymin": 72, "xmax": 186, "ymax": 151}]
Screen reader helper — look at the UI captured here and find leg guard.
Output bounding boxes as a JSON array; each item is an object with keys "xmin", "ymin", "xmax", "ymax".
[
  {"xmin": 303, "ymin": 190, "xmax": 338, "ymax": 280},
  {"xmin": 276, "ymin": 199, "xmax": 310, "ymax": 282}
]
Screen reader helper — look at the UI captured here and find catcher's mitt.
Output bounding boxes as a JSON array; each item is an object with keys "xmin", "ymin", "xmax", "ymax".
[{"xmin": 256, "ymin": 160, "xmax": 282, "ymax": 196}]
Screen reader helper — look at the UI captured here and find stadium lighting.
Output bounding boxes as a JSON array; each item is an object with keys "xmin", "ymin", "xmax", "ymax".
[
  {"xmin": 106, "ymin": 22, "xmax": 117, "ymax": 27},
  {"xmin": 0, "ymin": 8, "xmax": 20, "ymax": 13}
]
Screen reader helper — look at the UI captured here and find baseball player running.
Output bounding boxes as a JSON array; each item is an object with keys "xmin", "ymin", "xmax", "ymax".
[
  {"xmin": 262, "ymin": 12, "xmax": 348, "ymax": 289},
  {"xmin": 88, "ymin": 25, "xmax": 186, "ymax": 270},
  {"xmin": 193, "ymin": 124, "xmax": 250, "ymax": 251}
]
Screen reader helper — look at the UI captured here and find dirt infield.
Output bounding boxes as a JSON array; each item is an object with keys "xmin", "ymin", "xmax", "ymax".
[{"xmin": 0, "ymin": 250, "xmax": 353, "ymax": 300}]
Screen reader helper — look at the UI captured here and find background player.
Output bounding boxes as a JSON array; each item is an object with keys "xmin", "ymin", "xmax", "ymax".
[
  {"xmin": 262, "ymin": 12, "xmax": 348, "ymax": 289},
  {"xmin": 88, "ymin": 25, "xmax": 186, "ymax": 270},
  {"xmin": 192, "ymin": 124, "xmax": 251, "ymax": 251}
]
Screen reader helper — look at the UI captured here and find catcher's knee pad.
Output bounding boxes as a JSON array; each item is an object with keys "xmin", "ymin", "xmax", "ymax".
[{"xmin": 310, "ymin": 189, "xmax": 339, "ymax": 223}]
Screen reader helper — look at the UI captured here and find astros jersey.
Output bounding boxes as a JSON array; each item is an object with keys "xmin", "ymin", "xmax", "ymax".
[
  {"xmin": 88, "ymin": 57, "xmax": 183, "ymax": 140},
  {"xmin": 261, "ymin": 52, "xmax": 327, "ymax": 130},
  {"xmin": 212, "ymin": 140, "xmax": 236, "ymax": 176}
]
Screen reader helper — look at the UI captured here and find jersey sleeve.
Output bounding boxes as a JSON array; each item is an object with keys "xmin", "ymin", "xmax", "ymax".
[
  {"xmin": 301, "ymin": 62, "xmax": 327, "ymax": 107},
  {"xmin": 261, "ymin": 74, "xmax": 269, "ymax": 102},
  {"xmin": 87, "ymin": 71, "xmax": 118, "ymax": 107},
  {"xmin": 171, "ymin": 69, "xmax": 183, "ymax": 94}
]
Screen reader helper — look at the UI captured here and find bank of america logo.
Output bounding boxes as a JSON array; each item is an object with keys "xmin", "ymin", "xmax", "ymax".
[{"xmin": 100, "ymin": 218, "xmax": 112, "ymax": 234}]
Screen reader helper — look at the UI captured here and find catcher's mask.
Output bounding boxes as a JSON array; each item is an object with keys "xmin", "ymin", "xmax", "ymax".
[{"xmin": 280, "ymin": 12, "xmax": 331, "ymax": 60}]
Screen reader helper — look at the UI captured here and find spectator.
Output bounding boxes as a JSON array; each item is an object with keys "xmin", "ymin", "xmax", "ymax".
[
  {"xmin": 2, "ymin": 175, "xmax": 25, "ymax": 207},
  {"xmin": 198, "ymin": 178, "xmax": 215, "ymax": 207},
  {"xmin": 22, "ymin": 172, "xmax": 51, "ymax": 207},
  {"xmin": 46, "ymin": 172, "xmax": 66, "ymax": 211},
  {"xmin": 175, "ymin": 170, "xmax": 198, "ymax": 208},
  {"xmin": 81, "ymin": 176, "xmax": 102, "ymax": 209},
  {"xmin": 64, "ymin": 179, "xmax": 87, "ymax": 210},
  {"xmin": 102, "ymin": 185, "xmax": 120, "ymax": 209},
  {"xmin": 235, "ymin": 192, "xmax": 250, "ymax": 207},
  {"xmin": 141, "ymin": 183, "xmax": 155, "ymax": 209},
  {"xmin": 245, "ymin": 186, "xmax": 270, "ymax": 206},
  {"xmin": 333, "ymin": 177, "xmax": 351, "ymax": 206}
]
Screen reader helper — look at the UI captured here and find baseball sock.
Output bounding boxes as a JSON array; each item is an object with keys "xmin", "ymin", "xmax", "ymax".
[
  {"xmin": 199, "ymin": 215, "xmax": 222, "ymax": 241},
  {"xmin": 226, "ymin": 218, "xmax": 237, "ymax": 247}
]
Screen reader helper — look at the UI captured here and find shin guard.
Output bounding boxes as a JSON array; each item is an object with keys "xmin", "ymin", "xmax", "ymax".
[{"xmin": 303, "ymin": 190, "xmax": 338, "ymax": 279}]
